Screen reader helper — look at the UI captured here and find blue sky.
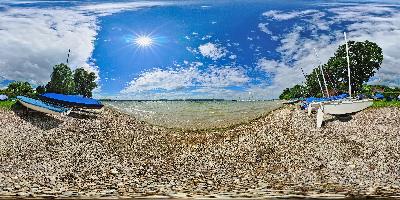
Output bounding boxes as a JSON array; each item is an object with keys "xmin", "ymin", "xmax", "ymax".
[{"xmin": 0, "ymin": 0, "xmax": 400, "ymax": 99}]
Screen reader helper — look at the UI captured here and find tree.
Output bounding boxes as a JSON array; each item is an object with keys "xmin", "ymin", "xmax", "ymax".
[
  {"xmin": 279, "ymin": 84, "xmax": 307, "ymax": 100},
  {"xmin": 284, "ymin": 40, "xmax": 383, "ymax": 98},
  {"xmin": 323, "ymin": 40, "xmax": 383, "ymax": 94},
  {"xmin": 35, "ymin": 85, "xmax": 46, "ymax": 95},
  {"xmin": 45, "ymin": 63, "xmax": 75, "ymax": 94},
  {"xmin": 6, "ymin": 81, "xmax": 34, "ymax": 98},
  {"xmin": 74, "ymin": 68, "xmax": 97, "ymax": 97}
]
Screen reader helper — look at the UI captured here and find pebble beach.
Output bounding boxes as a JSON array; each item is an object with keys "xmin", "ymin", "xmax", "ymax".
[{"xmin": 1, "ymin": 105, "xmax": 400, "ymax": 199}]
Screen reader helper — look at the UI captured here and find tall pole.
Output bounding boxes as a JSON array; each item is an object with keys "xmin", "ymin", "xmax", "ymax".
[
  {"xmin": 314, "ymin": 48, "xmax": 330, "ymax": 97},
  {"xmin": 344, "ymin": 32, "xmax": 352, "ymax": 98},
  {"xmin": 67, "ymin": 49, "xmax": 70, "ymax": 64}
]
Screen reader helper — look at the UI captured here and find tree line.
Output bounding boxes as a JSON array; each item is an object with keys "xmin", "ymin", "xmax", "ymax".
[
  {"xmin": 279, "ymin": 40, "xmax": 383, "ymax": 100},
  {"xmin": 0, "ymin": 63, "xmax": 97, "ymax": 98}
]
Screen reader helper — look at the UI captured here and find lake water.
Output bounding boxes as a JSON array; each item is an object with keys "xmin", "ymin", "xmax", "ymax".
[{"xmin": 103, "ymin": 100, "xmax": 283, "ymax": 130}]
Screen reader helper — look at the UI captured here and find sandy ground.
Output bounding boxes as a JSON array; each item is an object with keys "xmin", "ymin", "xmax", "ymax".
[{"xmin": 0, "ymin": 105, "xmax": 400, "ymax": 199}]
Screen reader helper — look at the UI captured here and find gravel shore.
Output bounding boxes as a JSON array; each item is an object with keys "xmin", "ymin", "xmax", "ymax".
[{"xmin": 0, "ymin": 106, "xmax": 400, "ymax": 199}]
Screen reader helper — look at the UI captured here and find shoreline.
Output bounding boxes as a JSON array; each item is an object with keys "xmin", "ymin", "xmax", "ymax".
[
  {"xmin": 103, "ymin": 100, "xmax": 284, "ymax": 131},
  {"xmin": 0, "ymin": 105, "xmax": 400, "ymax": 198}
]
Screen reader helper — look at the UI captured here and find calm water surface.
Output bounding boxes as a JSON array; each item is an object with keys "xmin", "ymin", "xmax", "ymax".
[{"xmin": 104, "ymin": 100, "xmax": 283, "ymax": 130}]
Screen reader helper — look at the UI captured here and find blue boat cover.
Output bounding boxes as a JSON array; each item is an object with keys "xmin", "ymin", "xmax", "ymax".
[
  {"xmin": 302, "ymin": 94, "xmax": 349, "ymax": 109},
  {"xmin": 41, "ymin": 93, "xmax": 103, "ymax": 109},
  {"xmin": 17, "ymin": 96, "xmax": 70, "ymax": 113},
  {"xmin": 374, "ymin": 93, "xmax": 384, "ymax": 99}
]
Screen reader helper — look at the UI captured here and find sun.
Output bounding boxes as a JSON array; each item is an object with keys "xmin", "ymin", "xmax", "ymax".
[{"xmin": 134, "ymin": 35, "xmax": 154, "ymax": 48}]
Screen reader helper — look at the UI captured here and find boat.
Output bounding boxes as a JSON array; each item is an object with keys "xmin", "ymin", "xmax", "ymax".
[
  {"xmin": 40, "ymin": 93, "xmax": 104, "ymax": 109},
  {"xmin": 316, "ymin": 98, "xmax": 373, "ymax": 127},
  {"xmin": 17, "ymin": 96, "xmax": 71, "ymax": 116},
  {"xmin": 321, "ymin": 99, "xmax": 372, "ymax": 115},
  {"xmin": 315, "ymin": 32, "xmax": 373, "ymax": 127},
  {"xmin": 305, "ymin": 94, "xmax": 349, "ymax": 115}
]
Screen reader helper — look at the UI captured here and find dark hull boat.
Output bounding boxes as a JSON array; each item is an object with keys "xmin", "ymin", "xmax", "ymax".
[
  {"xmin": 17, "ymin": 96, "xmax": 71, "ymax": 116},
  {"xmin": 40, "ymin": 93, "xmax": 103, "ymax": 109}
]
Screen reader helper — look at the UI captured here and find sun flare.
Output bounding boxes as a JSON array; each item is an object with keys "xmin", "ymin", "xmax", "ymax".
[{"xmin": 134, "ymin": 35, "xmax": 154, "ymax": 47}]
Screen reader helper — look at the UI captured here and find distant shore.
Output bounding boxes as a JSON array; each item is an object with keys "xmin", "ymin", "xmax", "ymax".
[{"xmin": 0, "ymin": 105, "xmax": 400, "ymax": 198}]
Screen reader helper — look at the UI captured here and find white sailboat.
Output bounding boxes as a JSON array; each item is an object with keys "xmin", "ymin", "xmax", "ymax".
[{"xmin": 316, "ymin": 32, "xmax": 373, "ymax": 128}]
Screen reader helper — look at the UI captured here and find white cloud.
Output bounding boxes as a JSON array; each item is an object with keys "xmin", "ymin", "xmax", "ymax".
[
  {"xmin": 198, "ymin": 42, "xmax": 228, "ymax": 60},
  {"xmin": 1, "ymin": 1, "xmax": 73, "ymax": 5},
  {"xmin": 0, "ymin": 8, "xmax": 98, "ymax": 85},
  {"xmin": 258, "ymin": 22, "xmax": 272, "ymax": 35},
  {"xmin": 122, "ymin": 67, "xmax": 197, "ymax": 92},
  {"xmin": 198, "ymin": 66, "xmax": 249, "ymax": 87},
  {"xmin": 121, "ymin": 63, "xmax": 249, "ymax": 93},
  {"xmin": 262, "ymin": 9, "xmax": 319, "ymax": 20},
  {"xmin": 76, "ymin": 1, "xmax": 171, "ymax": 16},
  {"xmin": 201, "ymin": 35, "xmax": 212, "ymax": 40},
  {"xmin": 229, "ymin": 55, "xmax": 237, "ymax": 59}
]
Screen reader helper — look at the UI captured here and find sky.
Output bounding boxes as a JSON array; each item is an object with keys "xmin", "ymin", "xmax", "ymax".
[{"xmin": 0, "ymin": 0, "xmax": 400, "ymax": 100}]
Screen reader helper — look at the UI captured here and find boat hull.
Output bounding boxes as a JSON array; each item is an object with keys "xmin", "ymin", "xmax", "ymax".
[
  {"xmin": 18, "ymin": 98, "xmax": 71, "ymax": 116},
  {"xmin": 322, "ymin": 99, "xmax": 373, "ymax": 115}
]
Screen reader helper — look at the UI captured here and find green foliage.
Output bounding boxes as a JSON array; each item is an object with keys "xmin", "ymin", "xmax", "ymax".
[
  {"xmin": 45, "ymin": 63, "xmax": 75, "ymax": 94},
  {"xmin": 360, "ymin": 84, "xmax": 373, "ymax": 96},
  {"xmin": 283, "ymin": 40, "xmax": 383, "ymax": 97},
  {"xmin": 372, "ymin": 100, "xmax": 400, "ymax": 108},
  {"xmin": 6, "ymin": 81, "xmax": 34, "ymax": 98},
  {"xmin": 35, "ymin": 85, "xmax": 46, "ymax": 95},
  {"xmin": 0, "ymin": 100, "xmax": 16, "ymax": 110},
  {"xmin": 361, "ymin": 85, "xmax": 400, "ymax": 100},
  {"xmin": 304, "ymin": 68, "xmax": 325, "ymax": 97},
  {"xmin": 323, "ymin": 40, "xmax": 383, "ymax": 94},
  {"xmin": 279, "ymin": 84, "xmax": 307, "ymax": 100},
  {"xmin": 74, "ymin": 68, "xmax": 97, "ymax": 97},
  {"xmin": 44, "ymin": 64, "xmax": 97, "ymax": 97}
]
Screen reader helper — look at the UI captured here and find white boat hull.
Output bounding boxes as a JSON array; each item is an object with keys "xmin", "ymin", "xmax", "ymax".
[
  {"xmin": 322, "ymin": 99, "xmax": 373, "ymax": 115},
  {"xmin": 316, "ymin": 99, "xmax": 373, "ymax": 127},
  {"xmin": 18, "ymin": 100, "xmax": 71, "ymax": 116}
]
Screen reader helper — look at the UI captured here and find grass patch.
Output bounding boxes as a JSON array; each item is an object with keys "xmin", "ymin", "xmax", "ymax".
[
  {"xmin": 0, "ymin": 100, "xmax": 16, "ymax": 110},
  {"xmin": 372, "ymin": 100, "xmax": 400, "ymax": 108}
]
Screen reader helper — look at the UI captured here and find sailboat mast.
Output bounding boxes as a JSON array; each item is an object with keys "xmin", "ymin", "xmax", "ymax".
[
  {"xmin": 344, "ymin": 32, "xmax": 351, "ymax": 98},
  {"xmin": 67, "ymin": 49, "xmax": 70, "ymax": 64},
  {"xmin": 315, "ymin": 69, "xmax": 325, "ymax": 97},
  {"xmin": 314, "ymin": 48, "xmax": 330, "ymax": 97}
]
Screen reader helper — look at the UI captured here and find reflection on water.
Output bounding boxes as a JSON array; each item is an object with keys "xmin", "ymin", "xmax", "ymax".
[{"xmin": 104, "ymin": 100, "xmax": 283, "ymax": 130}]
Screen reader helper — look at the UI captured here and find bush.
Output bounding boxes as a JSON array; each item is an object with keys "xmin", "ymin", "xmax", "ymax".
[
  {"xmin": 74, "ymin": 68, "xmax": 97, "ymax": 97},
  {"xmin": 6, "ymin": 81, "xmax": 34, "ymax": 98},
  {"xmin": 45, "ymin": 64, "xmax": 97, "ymax": 97},
  {"xmin": 0, "ymin": 100, "xmax": 16, "ymax": 110},
  {"xmin": 35, "ymin": 85, "xmax": 46, "ymax": 95},
  {"xmin": 45, "ymin": 63, "xmax": 75, "ymax": 95}
]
